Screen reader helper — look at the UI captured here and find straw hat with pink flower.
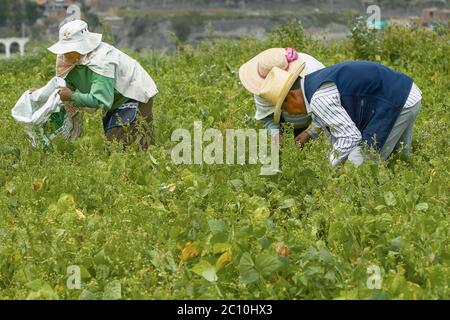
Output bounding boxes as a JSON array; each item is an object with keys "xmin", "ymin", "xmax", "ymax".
[{"xmin": 239, "ymin": 48, "xmax": 307, "ymax": 123}]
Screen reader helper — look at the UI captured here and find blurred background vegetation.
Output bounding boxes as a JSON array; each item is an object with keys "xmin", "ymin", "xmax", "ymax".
[{"xmin": 0, "ymin": 0, "xmax": 448, "ymax": 54}]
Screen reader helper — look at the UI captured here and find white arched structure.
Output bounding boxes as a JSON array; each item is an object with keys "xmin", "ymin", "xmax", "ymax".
[{"xmin": 0, "ymin": 38, "xmax": 30, "ymax": 58}]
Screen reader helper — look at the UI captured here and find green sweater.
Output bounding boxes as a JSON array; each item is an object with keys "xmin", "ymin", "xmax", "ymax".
[{"xmin": 65, "ymin": 65, "xmax": 129, "ymax": 111}]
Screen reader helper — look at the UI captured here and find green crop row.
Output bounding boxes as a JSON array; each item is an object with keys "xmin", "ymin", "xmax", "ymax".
[{"xmin": 0, "ymin": 21, "xmax": 448, "ymax": 300}]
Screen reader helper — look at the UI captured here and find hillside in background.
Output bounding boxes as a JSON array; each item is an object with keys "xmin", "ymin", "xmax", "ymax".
[
  {"xmin": 98, "ymin": 0, "xmax": 447, "ymax": 52},
  {"xmin": 80, "ymin": 0, "xmax": 450, "ymax": 52},
  {"xmin": 1, "ymin": 0, "xmax": 448, "ymax": 53},
  {"xmin": 90, "ymin": 0, "xmax": 448, "ymax": 10}
]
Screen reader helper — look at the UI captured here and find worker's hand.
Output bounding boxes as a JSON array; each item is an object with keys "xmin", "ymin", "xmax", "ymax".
[
  {"xmin": 295, "ymin": 131, "xmax": 311, "ymax": 146},
  {"xmin": 65, "ymin": 105, "xmax": 76, "ymax": 114},
  {"xmin": 58, "ymin": 86, "xmax": 73, "ymax": 102}
]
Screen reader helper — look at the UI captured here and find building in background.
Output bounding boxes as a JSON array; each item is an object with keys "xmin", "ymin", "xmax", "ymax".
[
  {"xmin": 36, "ymin": 0, "xmax": 77, "ymax": 20},
  {"xmin": 421, "ymin": 7, "xmax": 450, "ymax": 26}
]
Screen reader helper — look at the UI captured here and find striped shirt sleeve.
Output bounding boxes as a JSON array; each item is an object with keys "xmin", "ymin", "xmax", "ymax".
[
  {"xmin": 310, "ymin": 82, "xmax": 362, "ymax": 167},
  {"xmin": 403, "ymin": 82, "xmax": 422, "ymax": 109}
]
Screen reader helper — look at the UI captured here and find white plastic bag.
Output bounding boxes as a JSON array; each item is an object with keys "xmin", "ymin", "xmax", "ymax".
[
  {"xmin": 11, "ymin": 77, "xmax": 83, "ymax": 147},
  {"xmin": 12, "ymin": 77, "xmax": 65, "ymax": 125}
]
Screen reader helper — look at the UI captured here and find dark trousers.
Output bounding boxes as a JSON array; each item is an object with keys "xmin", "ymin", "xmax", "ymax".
[{"xmin": 105, "ymin": 98, "xmax": 155, "ymax": 150}]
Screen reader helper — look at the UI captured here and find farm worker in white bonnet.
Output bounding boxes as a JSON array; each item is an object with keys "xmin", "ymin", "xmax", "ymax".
[
  {"xmin": 239, "ymin": 48, "xmax": 325, "ymax": 145},
  {"xmin": 45, "ymin": 19, "xmax": 158, "ymax": 149}
]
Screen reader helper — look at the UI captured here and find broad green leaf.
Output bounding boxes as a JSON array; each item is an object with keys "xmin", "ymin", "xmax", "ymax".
[
  {"xmin": 94, "ymin": 249, "xmax": 108, "ymax": 265},
  {"xmin": 79, "ymin": 265, "xmax": 91, "ymax": 280},
  {"xmin": 95, "ymin": 264, "xmax": 111, "ymax": 281},
  {"xmin": 210, "ymin": 232, "xmax": 228, "ymax": 245},
  {"xmin": 79, "ymin": 289, "xmax": 96, "ymax": 300},
  {"xmin": 191, "ymin": 260, "xmax": 218, "ymax": 282},
  {"xmin": 229, "ymin": 179, "xmax": 243, "ymax": 188},
  {"xmin": 278, "ymin": 198, "xmax": 295, "ymax": 209},
  {"xmin": 384, "ymin": 192, "xmax": 397, "ymax": 207},
  {"xmin": 390, "ymin": 237, "xmax": 405, "ymax": 252},
  {"xmin": 103, "ymin": 280, "xmax": 122, "ymax": 300},
  {"xmin": 26, "ymin": 283, "xmax": 59, "ymax": 300},
  {"xmin": 208, "ymin": 219, "xmax": 226, "ymax": 235},
  {"xmin": 318, "ymin": 248, "xmax": 334, "ymax": 265},
  {"xmin": 239, "ymin": 253, "xmax": 259, "ymax": 284},
  {"xmin": 202, "ymin": 267, "xmax": 218, "ymax": 282},
  {"xmin": 148, "ymin": 250, "xmax": 161, "ymax": 268},
  {"xmin": 415, "ymin": 203, "xmax": 429, "ymax": 211},
  {"xmin": 25, "ymin": 279, "xmax": 44, "ymax": 291},
  {"xmin": 255, "ymin": 253, "xmax": 281, "ymax": 277},
  {"xmin": 164, "ymin": 253, "xmax": 178, "ymax": 272}
]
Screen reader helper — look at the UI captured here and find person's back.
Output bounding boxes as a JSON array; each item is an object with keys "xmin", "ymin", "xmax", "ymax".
[{"xmin": 303, "ymin": 61, "xmax": 414, "ymax": 150}]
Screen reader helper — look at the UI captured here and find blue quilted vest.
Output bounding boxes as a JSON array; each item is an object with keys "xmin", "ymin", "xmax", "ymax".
[{"xmin": 303, "ymin": 61, "xmax": 413, "ymax": 150}]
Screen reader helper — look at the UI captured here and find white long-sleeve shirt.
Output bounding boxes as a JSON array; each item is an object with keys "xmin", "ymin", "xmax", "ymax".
[{"xmin": 302, "ymin": 81, "xmax": 422, "ymax": 167}]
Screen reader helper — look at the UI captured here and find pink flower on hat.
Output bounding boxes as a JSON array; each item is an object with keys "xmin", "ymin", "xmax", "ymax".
[
  {"xmin": 257, "ymin": 48, "xmax": 299, "ymax": 79},
  {"xmin": 285, "ymin": 48, "xmax": 299, "ymax": 71}
]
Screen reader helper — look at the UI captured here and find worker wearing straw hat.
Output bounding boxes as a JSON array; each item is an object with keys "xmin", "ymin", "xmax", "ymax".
[
  {"xmin": 239, "ymin": 48, "xmax": 325, "ymax": 144},
  {"xmin": 240, "ymin": 58, "xmax": 422, "ymax": 167},
  {"xmin": 41, "ymin": 20, "xmax": 158, "ymax": 149}
]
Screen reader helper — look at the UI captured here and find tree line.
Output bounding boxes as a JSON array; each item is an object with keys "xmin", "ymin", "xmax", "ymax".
[{"xmin": 0, "ymin": 0, "xmax": 42, "ymax": 35}]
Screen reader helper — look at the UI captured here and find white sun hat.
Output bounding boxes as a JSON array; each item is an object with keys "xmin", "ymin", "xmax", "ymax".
[{"xmin": 48, "ymin": 20, "xmax": 102, "ymax": 55}]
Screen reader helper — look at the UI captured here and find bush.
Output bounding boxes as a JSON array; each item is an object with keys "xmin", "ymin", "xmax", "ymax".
[
  {"xmin": 268, "ymin": 19, "xmax": 308, "ymax": 49},
  {"xmin": 349, "ymin": 16, "xmax": 382, "ymax": 60}
]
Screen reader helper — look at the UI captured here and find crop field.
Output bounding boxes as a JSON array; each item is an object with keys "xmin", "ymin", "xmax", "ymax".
[{"xmin": 0, "ymin": 22, "xmax": 448, "ymax": 299}]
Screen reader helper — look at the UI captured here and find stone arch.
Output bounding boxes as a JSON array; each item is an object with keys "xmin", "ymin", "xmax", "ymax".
[
  {"xmin": 10, "ymin": 42, "xmax": 20, "ymax": 55},
  {"xmin": 0, "ymin": 38, "xmax": 29, "ymax": 58},
  {"xmin": 0, "ymin": 42, "xmax": 6, "ymax": 56}
]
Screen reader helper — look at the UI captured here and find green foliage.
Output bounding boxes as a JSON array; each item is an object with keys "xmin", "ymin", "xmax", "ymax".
[
  {"xmin": 268, "ymin": 19, "xmax": 307, "ymax": 49},
  {"xmin": 0, "ymin": 0, "xmax": 42, "ymax": 36},
  {"xmin": 80, "ymin": 0, "xmax": 101, "ymax": 29},
  {"xmin": 350, "ymin": 16, "xmax": 382, "ymax": 60},
  {"xmin": 0, "ymin": 22, "xmax": 449, "ymax": 300}
]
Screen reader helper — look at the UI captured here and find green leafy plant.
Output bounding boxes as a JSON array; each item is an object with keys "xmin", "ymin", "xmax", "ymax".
[{"xmin": 0, "ymin": 21, "xmax": 448, "ymax": 300}]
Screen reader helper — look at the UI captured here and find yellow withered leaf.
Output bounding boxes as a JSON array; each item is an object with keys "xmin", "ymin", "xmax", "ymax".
[
  {"xmin": 75, "ymin": 208, "xmax": 86, "ymax": 220},
  {"xmin": 180, "ymin": 242, "xmax": 199, "ymax": 261},
  {"xmin": 215, "ymin": 251, "xmax": 232, "ymax": 270},
  {"xmin": 33, "ymin": 177, "xmax": 48, "ymax": 191},
  {"xmin": 275, "ymin": 242, "xmax": 289, "ymax": 257},
  {"xmin": 33, "ymin": 181, "xmax": 43, "ymax": 191}
]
